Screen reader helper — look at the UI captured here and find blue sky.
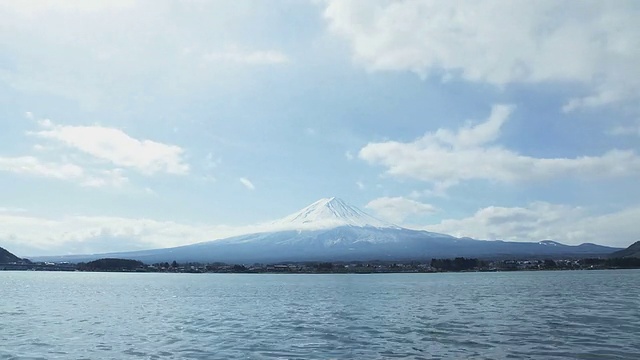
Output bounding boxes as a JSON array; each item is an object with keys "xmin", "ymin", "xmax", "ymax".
[{"xmin": 1, "ymin": 1, "xmax": 639, "ymax": 256}]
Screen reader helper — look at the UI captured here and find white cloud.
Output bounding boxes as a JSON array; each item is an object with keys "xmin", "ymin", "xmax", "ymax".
[
  {"xmin": 431, "ymin": 104, "xmax": 514, "ymax": 149},
  {"xmin": 0, "ymin": 156, "xmax": 128, "ymax": 187},
  {"xmin": 323, "ymin": 0, "xmax": 640, "ymax": 110},
  {"xmin": 366, "ymin": 196, "xmax": 436, "ymax": 223},
  {"xmin": 426, "ymin": 202, "xmax": 640, "ymax": 248},
  {"xmin": 356, "ymin": 181, "xmax": 365, "ymax": 190},
  {"xmin": 37, "ymin": 118, "xmax": 53, "ymax": 128},
  {"xmin": 32, "ymin": 120, "xmax": 189, "ymax": 175},
  {"xmin": 239, "ymin": 177, "xmax": 255, "ymax": 190},
  {"xmin": 2, "ymin": 115, "xmax": 182, "ymax": 188},
  {"xmin": 359, "ymin": 105, "xmax": 640, "ymax": 189}
]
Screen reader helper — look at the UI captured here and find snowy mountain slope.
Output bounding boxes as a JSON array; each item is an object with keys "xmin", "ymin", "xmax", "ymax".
[
  {"xmin": 32, "ymin": 197, "xmax": 621, "ymax": 263},
  {"xmin": 268, "ymin": 197, "xmax": 398, "ymax": 230},
  {"xmin": 34, "ymin": 226, "xmax": 620, "ymax": 264}
]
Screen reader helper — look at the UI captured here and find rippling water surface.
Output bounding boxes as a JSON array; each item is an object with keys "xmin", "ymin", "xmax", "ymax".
[{"xmin": 1, "ymin": 270, "xmax": 638, "ymax": 359}]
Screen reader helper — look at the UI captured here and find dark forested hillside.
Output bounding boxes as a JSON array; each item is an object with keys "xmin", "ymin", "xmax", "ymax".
[
  {"xmin": 79, "ymin": 258, "xmax": 144, "ymax": 271},
  {"xmin": 0, "ymin": 246, "xmax": 24, "ymax": 263},
  {"xmin": 610, "ymin": 241, "xmax": 640, "ymax": 258}
]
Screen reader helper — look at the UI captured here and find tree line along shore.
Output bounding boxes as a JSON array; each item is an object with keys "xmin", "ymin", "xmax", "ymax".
[{"xmin": 3, "ymin": 256, "xmax": 639, "ymax": 273}]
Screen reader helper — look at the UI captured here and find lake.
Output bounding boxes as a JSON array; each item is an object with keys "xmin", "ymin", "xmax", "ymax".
[{"xmin": 1, "ymin": 270, "xmax": 638, "ymax": 359}]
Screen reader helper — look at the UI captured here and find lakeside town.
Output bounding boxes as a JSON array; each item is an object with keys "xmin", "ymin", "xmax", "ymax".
[{"xmin": 2, "ymin": 256, "xmax": 639, "ymax": 273}]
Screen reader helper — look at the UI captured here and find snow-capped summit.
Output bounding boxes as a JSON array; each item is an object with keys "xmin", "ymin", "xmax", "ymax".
[
  {"xmin": 270, "ymin": 197, "xmax": 397, "ymax": 230},
  {"xmin": 539, "ymin": 240, "xmax": 561, "ymax": 246}
]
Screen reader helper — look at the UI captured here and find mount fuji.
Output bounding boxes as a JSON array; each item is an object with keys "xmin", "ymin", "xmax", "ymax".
[
  {"xmin": 33, "ymin": 197, "xmax": 620, "ymax": 263},
  {"xmin": 268, "ymin": 197, "xmax": 397, "ymax": 230}
]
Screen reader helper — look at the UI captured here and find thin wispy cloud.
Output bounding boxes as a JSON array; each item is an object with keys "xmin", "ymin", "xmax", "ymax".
[
  {"xmin": 239, "ymin": 177, "xmax": 255, "ymax": 191},
  {"xmin": 0, "ymin": 156, "xmax": 128, "ymax": 188}
]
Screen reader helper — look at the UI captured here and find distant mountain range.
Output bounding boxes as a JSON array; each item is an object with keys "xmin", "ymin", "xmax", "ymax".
[
  {"xmin": 32, "ymin": 197, "xmax": 622, "ymax": 264},
  {"xmin": 610, "ymin": 241, "xmax": 640, "ymax": 258}
]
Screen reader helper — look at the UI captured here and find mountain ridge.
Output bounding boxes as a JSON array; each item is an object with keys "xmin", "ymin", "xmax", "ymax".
[
  {"xmin": 0, "ymin": 246, "xmax": 27, "ymax": 264},
  {"xmin": 609, "ymin": 241, "xmax": 640, "ymax": 258},
  {"xmin": 30, "ymin": 197, "xmax": 622, "ymax": 264}
]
